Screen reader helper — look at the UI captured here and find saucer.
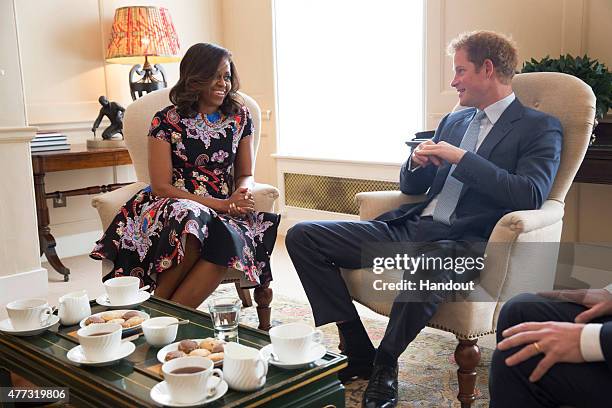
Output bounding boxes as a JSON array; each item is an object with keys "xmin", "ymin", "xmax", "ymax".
[
  {"xmin": 260, "ymin": 344, "xmax": 327, "ymax": 369},
  {"xmin": 66, "ymin": 341, "xmax": 135, "ymax": 366},
  {"xmin": 150, "ymin": 378, "xmax": 228, "ymax": 407},
  {"xmin": 96, "ymin": 291, "xmax": 151, "ymax": 309},
  {"xmin": 0, "ymin": 315, "xmax": 60, "ymax": 337}
]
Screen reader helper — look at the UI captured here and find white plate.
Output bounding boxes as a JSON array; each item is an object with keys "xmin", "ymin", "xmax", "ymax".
[
  {"xmin": 0, "ymin": 315, "xmax": 60, "ymax": 337},
  {"xmin": 96, "ymin": 291, "xmax": 151, "ymax": 309},
  {"xmin": 150, "ymin": 378, "xmax": 228, "ymax": 407},
  {"xmin": 260, "ymin": 344, "xmax": 326, "ymax": 369},
  {"xmin": 66, "ymin": 341, "xmax": 136, "ymax": 366},
  {"xmin": 79, "ymin": 310, "xmax": 149, "ymax": 333},
  {"xmin": 157, "ymin": 339, "xmax": 223, "ymax": 366}
]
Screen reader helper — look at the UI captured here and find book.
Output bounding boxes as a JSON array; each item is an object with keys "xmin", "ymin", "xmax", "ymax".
[
  {"xmin": 31, "ymin": 136, "xmax": 67, "ymax": 143},
  {"xmin": 30, "ymin": 139, "xmax": 69, "ymax": 147},
  {"xmin": 31, "ymin": 144, "xmax": 71, "ymax": 153},
  {"xmin": 35, "ymin": 131, "xmax": 66, "ymax": 139}
]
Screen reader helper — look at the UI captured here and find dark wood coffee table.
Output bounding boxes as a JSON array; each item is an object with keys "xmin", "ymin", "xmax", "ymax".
[{"xmin": 0, "ymin": 297, "xmax": 347, "ymax": 407}]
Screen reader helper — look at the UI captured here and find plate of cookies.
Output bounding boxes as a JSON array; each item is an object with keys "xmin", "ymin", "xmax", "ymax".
[
  {"xmin": 157, "ymin": 338, "xmax": 225, "ymax": 366},
  {"xmin": 79, "ymin": 310, "xmax": 150, "ymax": 332}
]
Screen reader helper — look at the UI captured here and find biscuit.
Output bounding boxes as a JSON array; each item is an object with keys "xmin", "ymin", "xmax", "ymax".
[
  {"xmin": 121, "ymin": 311, "xmax": 140, "ymax": 320},
  {"xmin": 208, "ymin": 352, "xmax": 224, "ymax": 362},
  {"xmin": 199, "ymin": 338, "xmax": 219, "ymax": 352},
  {"xmin": 178, "ymin": 340, "xmax": 198, "ymax": 354},
  {"xmin": 164, "ymin": 350, "xmax": 186, "ymax": 361},
  {"xmin": 84, "ymin": 316, "xmax": 105, "ymax": 326},
  {"xmin": 211, "ymin": 340, "xmax": 225, "ymax": 353},
  {"xmin": 101, "ymin": 311, "xmax": 124, "ymax": 321},
  {"xmin": 188, "ymin": 348, "xmax": 211, "ymax": 357},
  {"xmin": 107, "ymin": 318, "xmax": 125, "ymax": 325},
  {"xmin": 122, "ymin": 316, "xmax": 145, "ymax": 328}
]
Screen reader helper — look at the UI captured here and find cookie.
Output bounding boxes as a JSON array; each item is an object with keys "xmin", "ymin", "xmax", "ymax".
[
  {"xmin": 122, "ymin": 316, "xmax": 145, "ymax": 328},
  {"xmin": 121, "ymin": 311, "xmax": 141, "ymax": 320},
  {"xmin": 107, "ymin": 318, "xmax": 125, "ymax": 325},
  {"xmin": 164, "ymin": 350, "xmax": 186, "ymax": 361},
  {"xmin": 178, "ymin": 340, "xmax": 198, "ymax": 354},
  {"xmin": 189, "ymin": 348, "xmax": 211, "ymax": 357},
  {"xmin": 199, "ymin": 338, "xmax": 224, "ymax": 352},
  {"xmin": 101, "ymin": 311, "xmax": 124, "ymax": 321},
  {"xmin": 211, "ymin": 340, "xmax": 225, "ymax": 353},
  {"xmin": 208, "ymin": 352, "xmax": 224, "ymax": 362},
  {"xmin": 84, "ymin": 316, "xmax": 105, "ymax": 326}
]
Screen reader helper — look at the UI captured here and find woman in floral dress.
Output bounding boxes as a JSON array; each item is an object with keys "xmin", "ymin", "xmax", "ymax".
[{"xmin": 91, "ymin": 43, "xmax": 280, "ymax": 307}]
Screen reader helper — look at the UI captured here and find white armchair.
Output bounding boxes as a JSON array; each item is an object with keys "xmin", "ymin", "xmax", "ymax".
[
  {"xmin": 340, "ymin": 72, "xmax": 596, "ymax": 407},
  {"xmin": 91, "ymin": 88, "xmax": 279, "ymax": 330}
]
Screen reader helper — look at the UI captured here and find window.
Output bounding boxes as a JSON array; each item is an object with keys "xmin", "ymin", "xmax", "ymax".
[{"xmin": 274, "ymin": 0, "xmax": 424, "ymax": 163}]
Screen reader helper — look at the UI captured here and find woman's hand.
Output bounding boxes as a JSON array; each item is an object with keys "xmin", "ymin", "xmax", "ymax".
[{"xmin": 226, "ymin": 187, "xmax": 255, "ymax": 217}]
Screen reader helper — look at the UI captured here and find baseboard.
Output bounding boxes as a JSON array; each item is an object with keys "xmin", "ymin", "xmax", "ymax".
[
  {"xmin": 0, "ymin": 267, "xmax": 48, "ymax": 307},
  {"xmin": 41, "ymin": 224, "xmax": 103, "ymax": 261}
]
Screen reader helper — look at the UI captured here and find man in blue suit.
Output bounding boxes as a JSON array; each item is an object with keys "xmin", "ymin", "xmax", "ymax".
[{"xmin": 286, "ymin": 31, "xmax": 563, "ymax": 408}]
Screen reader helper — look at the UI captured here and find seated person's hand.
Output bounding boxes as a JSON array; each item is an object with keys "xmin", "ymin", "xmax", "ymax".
[
  {"xmin": 498, "ymin": 321, "xmax": 585, "ymax": 382},
  {"xmin": 411, "ymin": 140, "xmax": 441, "ymax": 168},
  {"xmin": 417, "ymin": 141, "xmax": 467, "ymax": 165},
  {"xmin": 538, "ymin": 289, "xmax": 612, "ymax": 323},
  {"xmin": 227, "ymin": 187, "xmax": 255, "ymax": 217}
]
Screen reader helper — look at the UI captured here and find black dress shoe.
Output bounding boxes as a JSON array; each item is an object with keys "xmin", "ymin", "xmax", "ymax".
[
  {"xmin": 338, "ymin": 355, "xmax": 374, "ymax": 383},
  {"xmin": 361, "ymin": 364, "xmax": 398, "ymax": 408}
]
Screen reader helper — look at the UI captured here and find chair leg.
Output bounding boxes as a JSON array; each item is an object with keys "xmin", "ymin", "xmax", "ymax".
[
  {"xmin": 454, "ymin": 337, "xmax": 481, "ymax": 408},
  {"xmin": 234, "ymin": 281, "xmax": 253, "ymax": 307},
  {"xmin": 253, "ymin": 283, "xmax": 272, "ymax": 331}
]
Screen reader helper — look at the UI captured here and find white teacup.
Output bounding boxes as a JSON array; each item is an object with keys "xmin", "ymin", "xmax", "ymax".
[
  {"xmin": 141, "ymin": 317, "xmax": 178, "ymax": 347},
  {"xmin": 162, "ymin": 356, "xmax": 223, "ymax": 404},
  {"xmin": 223, "ymin": 342, "xmax": 267, "ymax": 391},
  {"xmin": 104, "ymin": 276, "xmax": 140, "ymax": 305},
  {"xmin": 58, "ymin": 290, "xmax": 91, "ymax": 326},
  {"xmin": 269, "ymin": 323, "xmax": 323, "ymax": 364},
  {"xmin": 6, "ymin": 298, "xmax": 53, "ymax": 331},
  {"xmin": 77, "ymin": 323, "xmax": 122, "ymax": 361}
]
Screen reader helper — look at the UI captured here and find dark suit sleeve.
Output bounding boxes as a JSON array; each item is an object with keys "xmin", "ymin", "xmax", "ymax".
[
  {"xmin": 451, "ymin": 115, "xmax": 562, "ymax": 210},
  {"xmin": 601, "ymin": 322, "xmax": 612, "ymax": 371},
  {"xmin": 399, "ymin": 113, "xmax": 449, "ymax": 195}
]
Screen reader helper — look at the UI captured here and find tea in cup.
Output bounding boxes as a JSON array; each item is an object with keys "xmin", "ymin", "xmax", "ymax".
[
  {"xmin": 141, "ymin": 317, "xmax": 178, "ymax": 347},
  {"xmin": 58, "ymin": 290, "xmax": 91, "ymax": 326},
  {"xmin": 223, "ymin": 342, "xmax": 267, "ymax": 391},
  {"xmin": 6, "ymin": 298, "xmax": 54, "ymax": 331},
  {"xmin": 269, "ymin": 323, "xmax": 323, "ymax": 363},
  {"xmin": 77, "ymin": 323, "xmax": 122, "ymax": 361},
  {"xmin": 104, "ymin": 276, "xmax": 140, "ymax": 305},
  {"xmin": 162, "ymin": 356, "xmax": 223, "ymax": 404}
]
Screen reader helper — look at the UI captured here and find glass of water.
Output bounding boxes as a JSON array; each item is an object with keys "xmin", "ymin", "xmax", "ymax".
[{"xmin": 208, "ymin": 297, "xmax": 241, "ymax": 340}]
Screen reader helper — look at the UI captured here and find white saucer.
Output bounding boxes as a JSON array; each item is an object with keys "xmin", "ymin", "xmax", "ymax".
[
  {"xmin": 150, "ymin": 378, "xmax": 228, "ymax": 407},
  {"xmin": 0, "ymin": 315, "xmax": 60, "ymax": 337},
  {"xmin": 96, "ymin": 291, "xmax": 151, "ymax": 309},
  {"xmin": 66, "ymin": 341, "xmax": 135, "ymax": 366},
  {"xmin": 260, "ymin": 344, "xmax": 327, "ymax": 369}
]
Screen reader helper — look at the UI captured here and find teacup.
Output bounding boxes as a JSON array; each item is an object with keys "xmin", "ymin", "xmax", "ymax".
[
  {"xmin": 104, "ymin": 276, "xmax": 140, "ymax": 305},
  {"xmin": 58, "ymin": 290, "xmax": 91, "ymax": 326},
  {"xmin": 6, "ymin": 298, "xmax": 54, "ymax": 331},
  {"xmin": 223, "ymin": 342, "xmax": 267, "ymax": 391},
  {"xmin": 141, "ymin": 317, "xmax": 178, "ymax": 347},
  {"xmin": 77, "ymin": 323, "xmax": 122, "ymax": 361},
  {"xmin": 162, "ymin": 356, "xmax": 223, "ymax": 404},
  {"xmin": 269, "ymin": 323, "xmax": 323, "ymax": 364}
]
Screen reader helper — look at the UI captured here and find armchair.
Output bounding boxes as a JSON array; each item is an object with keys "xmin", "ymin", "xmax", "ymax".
[
  {"xmin": 91, "ymin": 88, "xmax": 280, "ymax": 330},
  {"xmin": 340, "ymin": 72, "xmax": 596, "ymax": 407}
]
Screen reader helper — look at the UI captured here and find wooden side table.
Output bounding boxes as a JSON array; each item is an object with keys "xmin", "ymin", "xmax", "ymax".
[{"xmin": 31, "ymin": 144, "xmax": 132, "ymax": 281}]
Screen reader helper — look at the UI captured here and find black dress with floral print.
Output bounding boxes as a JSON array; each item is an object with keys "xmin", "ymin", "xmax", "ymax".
[{"xmin": 90, "ymin": 105, "xmax": 280, "ymax": 290}]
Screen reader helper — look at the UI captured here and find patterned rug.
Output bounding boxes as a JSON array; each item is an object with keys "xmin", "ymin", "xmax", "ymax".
[{"xmin": 201, "ymin": 287, "xmax": 493, "ymax": 408}]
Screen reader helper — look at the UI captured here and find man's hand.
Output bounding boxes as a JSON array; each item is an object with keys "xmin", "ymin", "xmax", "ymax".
[
  {"xmin": 411, "ymin": 140, "xmax": 442, "ymax": 168},
  {"xmin": 538, "ymin": 289, "xmax": 612, "ymax": 323},
  {"xmin": 497, "ymin": 321, "xmax": 585, "ymax": 382},
  {"xmin": 417, "ymin": 141, "xmax": 467, "ymax": 165}
]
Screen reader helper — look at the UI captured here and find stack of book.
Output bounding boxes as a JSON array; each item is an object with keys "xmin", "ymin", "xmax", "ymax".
[{"xmin": 31, "ymin": 131, "xmax": 71, "ymax": 153}]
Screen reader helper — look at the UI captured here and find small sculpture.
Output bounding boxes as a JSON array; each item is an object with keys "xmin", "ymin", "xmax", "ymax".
[{"xmin": 92, "ymin": 96, "xmax": 125, "ymax": 140}]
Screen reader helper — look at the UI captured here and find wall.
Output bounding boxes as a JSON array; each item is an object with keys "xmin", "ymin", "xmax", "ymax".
[{"xmin": 11, "ymin": 0, "xmax": 223, "ymax": 259}]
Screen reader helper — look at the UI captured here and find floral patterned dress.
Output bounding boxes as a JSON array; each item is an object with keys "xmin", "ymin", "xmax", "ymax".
[{"xmin": 90, "ymin": 105, "xmax": 280, "ymax": 290}]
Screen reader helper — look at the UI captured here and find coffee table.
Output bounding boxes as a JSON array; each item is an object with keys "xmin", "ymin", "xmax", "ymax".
[{"xmin": 0, "ymin": 296, "xmax": 347, "ymax": 407}]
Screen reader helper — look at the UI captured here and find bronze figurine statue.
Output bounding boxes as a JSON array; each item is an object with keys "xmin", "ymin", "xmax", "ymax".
[{"xmin": 92, "ymin": 96, "xmax": 125, "ymax": 140}]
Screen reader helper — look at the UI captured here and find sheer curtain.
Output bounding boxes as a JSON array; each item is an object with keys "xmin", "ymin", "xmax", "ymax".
[{"xmin": 274, "ymin": 0, "xmax": 424, "ymax": 163}]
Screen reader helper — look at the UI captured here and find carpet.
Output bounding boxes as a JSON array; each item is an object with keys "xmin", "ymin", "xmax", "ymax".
[{"xmin": 201, "ymin": 287, "xmax": 493, "ymax": 408}]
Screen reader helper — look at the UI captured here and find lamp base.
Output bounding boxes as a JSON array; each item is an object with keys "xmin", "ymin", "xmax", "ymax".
[{"xmin": 87, "ymin": 139, "xmax": 126, "ymax": 149}]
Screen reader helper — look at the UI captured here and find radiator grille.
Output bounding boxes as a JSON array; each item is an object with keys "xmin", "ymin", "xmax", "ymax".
[{"xmin": 284, "ymin": 173, "xmax": 399, "ymax": 215}]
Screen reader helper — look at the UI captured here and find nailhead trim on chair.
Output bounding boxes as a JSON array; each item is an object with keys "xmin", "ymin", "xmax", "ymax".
[{"xmin": 426, "ymin": 322, "xmax": 497, "ymax": 341}]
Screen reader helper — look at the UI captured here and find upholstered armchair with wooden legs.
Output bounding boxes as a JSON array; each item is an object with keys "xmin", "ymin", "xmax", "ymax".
[
  {"xmin": 339, "ymin": 72, "xmax": 596, "ymax": 407},
  {"xmin": 91, "ymin": 88, "xmax": 279, "ymax": 330}
]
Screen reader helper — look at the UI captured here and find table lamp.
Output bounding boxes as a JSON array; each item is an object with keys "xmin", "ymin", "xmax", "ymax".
[{"xmin": 105, "ymin": 6, "xmax": 181, "ymax": 100}]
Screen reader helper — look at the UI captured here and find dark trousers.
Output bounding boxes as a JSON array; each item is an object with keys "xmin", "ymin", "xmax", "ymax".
[
  {"xmin": 285, "ymin": 217, "xmax": 481, "ymax": 361},
  {"xmin": 489, "ymin": 293, "xmax": 612, "ymax": 408}
]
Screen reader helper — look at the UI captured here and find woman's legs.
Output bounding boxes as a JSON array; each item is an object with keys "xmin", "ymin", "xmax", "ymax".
[
  {"xmin": 155, "ymin": 235, "xmax": 201, "ymax": 299},
  {"xmin": 170, "ymin": 260, "xmax": 227, "ymax": 308}
]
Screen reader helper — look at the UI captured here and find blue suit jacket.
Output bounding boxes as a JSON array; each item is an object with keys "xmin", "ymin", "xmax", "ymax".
[
  {"xmin": 377, "ymin": 98, "xmax": 563, "ymax": 240},
  {"xmin": 601, "ymin": 322, "xmax": 612, "ymax": 370}
]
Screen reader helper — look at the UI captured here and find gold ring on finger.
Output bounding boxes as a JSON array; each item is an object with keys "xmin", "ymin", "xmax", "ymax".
[{"xmin": 533, "ymin": 342, "xmax": 542, "ymax": 353}]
